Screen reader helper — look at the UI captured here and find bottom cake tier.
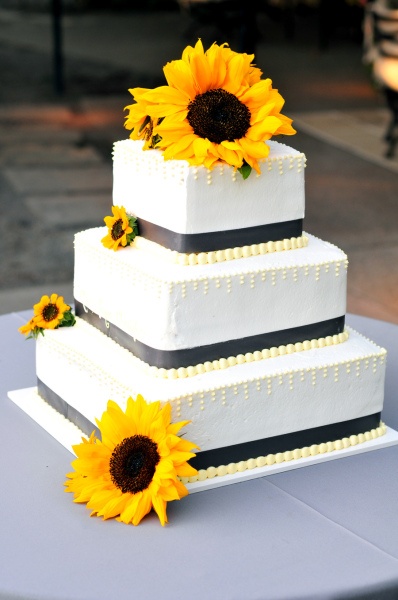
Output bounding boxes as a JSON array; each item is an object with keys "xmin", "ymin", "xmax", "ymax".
[{"xmin": 35, "ymin": 318, "xmax": 386, "ymax": 472}]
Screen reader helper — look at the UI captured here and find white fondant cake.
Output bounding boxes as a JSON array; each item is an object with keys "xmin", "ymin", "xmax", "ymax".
[{"xmin": 34, "ymin": 139, "xmax": 386, "ymax": 474}]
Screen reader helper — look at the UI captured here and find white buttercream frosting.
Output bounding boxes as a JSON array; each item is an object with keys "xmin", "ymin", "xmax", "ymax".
[
  {"xmin": 74, "ymin": 228, "xmax": 347, "ymax": 352},
  {"xmin": 112, "ymin": 139, "xmax": 306, "ymax": 234},
  {"xmin": 36, "ymin": 322, "xmax": 386, "ymax": 453}
]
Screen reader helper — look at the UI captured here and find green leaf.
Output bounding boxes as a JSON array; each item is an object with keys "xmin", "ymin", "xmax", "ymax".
[
  {"xmin": 126, "ymin": 216, "xmax": 139, "ymax": 245},
  {"xmin": 27, "ymin": 327, "xmax": 44, "ymax": 340},
  {"xmin": 151, "ymin": 134, "xmax": 162, "ymax": 148},
  {"xmin": 237, "ymin": 162, "xmax": 252, "ymax": 180},
  {"xmin": 60, "ymin": 310, "xmax": 76, "ymax": 328}
]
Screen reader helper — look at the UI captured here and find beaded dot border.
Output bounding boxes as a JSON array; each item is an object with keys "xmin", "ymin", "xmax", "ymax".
[
  {"xmin": 43, "ymin": 315, "xmax": 351, "ymax": 382},
  {"xmin": 180, "ymin": 423, "xmax": 387, "ymax": 484},
  {"xmin": 113, "ymin": 139, "xmax": 307, "ymax": 179},
  {"xmin": 134, "ymin": 235, "xmax": 309, "ymax": 266},
  {"xmin": 146, "ymin": 330, "xmax": 350, "ymax": 380},
  {"xmin": 75, "ymin": 231, "xmax": 348, "ymax": 296}
]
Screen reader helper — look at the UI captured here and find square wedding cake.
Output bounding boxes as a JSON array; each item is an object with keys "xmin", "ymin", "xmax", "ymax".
[
  {"xmin": 34, "ymin": 134, "xmax": 386, "ymax": 475},
  {"xmin": 13, "ymin": 42, "xmax": 387, "ymax": 525}
]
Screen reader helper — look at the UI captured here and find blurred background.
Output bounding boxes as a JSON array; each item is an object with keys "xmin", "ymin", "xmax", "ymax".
[{"xmin": 0, "ymin": 0, "xmax": 397, "ymax": 323}]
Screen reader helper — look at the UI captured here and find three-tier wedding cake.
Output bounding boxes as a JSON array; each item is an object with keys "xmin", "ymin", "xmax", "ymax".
[{"xmin": 14, "ymin": 42, "xmax": 387, "ymax": 519}]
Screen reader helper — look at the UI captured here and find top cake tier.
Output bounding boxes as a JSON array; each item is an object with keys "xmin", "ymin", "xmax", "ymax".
[{"xmin": 112, "ymin": 139, "xmax": 306, "ymax": 253}]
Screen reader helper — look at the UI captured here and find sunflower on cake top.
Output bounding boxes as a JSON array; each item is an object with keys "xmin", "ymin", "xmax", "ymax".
[{"xmin": 124, "ymin": 40, "xmax": 296, "ymax": 178}]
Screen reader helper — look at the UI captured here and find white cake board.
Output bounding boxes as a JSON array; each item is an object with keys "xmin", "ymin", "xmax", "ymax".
[{"xmin": 8, "ymin": 386, "xmax": 398, "ymax": 494}]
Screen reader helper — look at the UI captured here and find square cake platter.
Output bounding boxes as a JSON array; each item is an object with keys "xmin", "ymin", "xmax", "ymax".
[{"xmin": 8, "ymin": 386, "xmax": 398, "ymax": 494}]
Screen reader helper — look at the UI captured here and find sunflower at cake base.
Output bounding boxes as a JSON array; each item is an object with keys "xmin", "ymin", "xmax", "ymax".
[
  {"xmin": 125, "ymin": 40, "xmax": 296, "ymax": 177},
  {"xmin": 18, "ymin": 293, "xmax": 75, "ymax": 339},
  {"xmin": 65, "ymin": 395, "xmax": 198, "ymax": 526}
]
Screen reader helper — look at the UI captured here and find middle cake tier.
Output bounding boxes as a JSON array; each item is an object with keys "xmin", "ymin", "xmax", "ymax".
[{"xmin": 74, "ymin": 228, "xmax": 347, "ymax": 369}]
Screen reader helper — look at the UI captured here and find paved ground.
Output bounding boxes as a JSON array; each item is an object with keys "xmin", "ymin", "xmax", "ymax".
[{"xmin": 0, "ymin": 6, "xmax": 397, "ymax": 323}]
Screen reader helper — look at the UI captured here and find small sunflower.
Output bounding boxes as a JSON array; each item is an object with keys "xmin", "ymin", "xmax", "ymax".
[
  {"xmin": 19, "ymin": 293, "xmax": 76, "ymax": 339},
  {"xmin": 65, "ymin": 395, "xmax": 198, "ymax": 526},
  {"xmin": 125, "ymin": 40, "xmax": 296, "ymax": 176},
  {"xmin": 33, "ymin": 293, "xmax": 71, "ymax": 330},
  {"xmin": 101, "ymin": 206, "xmax": 138, "ymax": 251}
]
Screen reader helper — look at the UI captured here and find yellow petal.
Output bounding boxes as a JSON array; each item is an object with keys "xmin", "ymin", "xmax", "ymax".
[
  {"xmin": 239, "ymin": 137, "xmax": 270, "ymax": 160},
  {"xmin": 97, "ymin": 493, "xmax": 130, "ymax": 520},
  {"xmin": 174, "ymin": 478, "xmax": 189, "ymax": 499},
  {"xmin": 206, "ymin": 43, "xmax": 227, "ymax": 89},
  {"xmin": 162, "ymin": 134, "xmax": 197, "ymax": 161},
  {"xmin": 223, "ymin": 54, "xmax": 249, "ymax": 95},
  {"xmin": 248, "ymin": 116, "xmax": 283, "ymax": 141},
  {"xmin": 132, "ymin": 490, "xmax": 153, "ymax": 525},
  {"xmin": 143, "ymin": 86, "xmax": 189, "ymax": 106},
  {"xmin": 151, "ymin": 493, "xmax": 167, "ymax": 526},
  {"xmin": 175, "ymin": 462, "xmax": 198, "ymax": 478},
  {"xmin": 193, "ymin": 136, "xmax": 211, "ymax": 158},
  {"xmin": 189, "ymin": 50, "xmax": 212, "ymax": 94},
  {"xmin": 159, "ymin": 483, "xmax": 180, "ymax": 502},
  {"xmin": 163, "ymin": 60, "xmax": 196, "ymax": 99},
  {"xmin": 118, "ymin": 492, "xmax": 142, "ymax": 524}
]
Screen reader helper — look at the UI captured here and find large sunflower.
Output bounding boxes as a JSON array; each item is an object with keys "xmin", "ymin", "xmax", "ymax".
[
  {"xmin": 125, "ymin": 40, "xmax": 296, "ymax": 174},
  {"xmin": 65, "ymin": 395, "xmax": 198, "ymax": 526}
]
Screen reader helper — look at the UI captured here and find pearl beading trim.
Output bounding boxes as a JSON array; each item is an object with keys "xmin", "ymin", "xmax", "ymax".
[
  {"xmin": 133, "ymin": 234, "xmax": 309, "ymax": 266},
  {"xmin": 127, "ymin": 329, "xmax": 350, "ymax": 380},
  {"xmin": 76, "ymin": 231, "xmax": 348, "ymax": 297},
  {"xmin": 43, "ymin": 316, "xmax": 349, "ymax": 380},
  {"xmin": 40, "ymin": 321, "xmax": 386, "ymax": 413},
  {"xmin": 180, "ymin": 422, "xmax": 387, "ymax": 484},
  {"xmin": 113, "ymin": 140, "xmax": 307, "ymax": 181}
]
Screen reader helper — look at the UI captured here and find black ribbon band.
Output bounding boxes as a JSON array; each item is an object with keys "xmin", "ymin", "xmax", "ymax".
[
  {"xmin": 37, "ymin": 379, "xmax": 101, "ymax": 438},
  {"xmin": 189, "ymin": 412, "xmax": 382, "ymax": 470},
  {"xmin": 137, "ymin": 217, "xmax": 303, "ymax": 253},
  {"xmin": 37, "ymin": 379, "xmax": 381, "ymax": 471},
  {"xmin": 75, "ymin": 300, "xmax": 345, "ymax": 370}
]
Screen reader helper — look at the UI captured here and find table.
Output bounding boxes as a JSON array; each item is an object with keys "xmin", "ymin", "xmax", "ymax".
[{"xmin": 1, "ymin": 311, "xmax": 398, "ymax": 600}]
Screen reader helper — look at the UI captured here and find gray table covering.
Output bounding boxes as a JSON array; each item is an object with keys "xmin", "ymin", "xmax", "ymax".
[{"xmin": 1, "ymin": 311, "xmax": 398, "ymax": 600}]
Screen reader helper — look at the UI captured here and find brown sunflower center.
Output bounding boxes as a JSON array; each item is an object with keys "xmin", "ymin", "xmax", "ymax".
[
  {"xmin": 111, "ymin": 219, "xmax": 124, "ymax": 241},
  {"xmin": 42, "ymin": 303, "xmax": 59, "ymax": 322},
  {"xmin": 187, "ymin": 88, "xmax": 251, "ymax": 144},
  {"xmin": 109, "ymin": 435, "xmax": 160, "ymax": 494}
]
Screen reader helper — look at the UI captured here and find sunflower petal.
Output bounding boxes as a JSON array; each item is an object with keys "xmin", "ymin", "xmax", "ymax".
[
  {"xmin": 151, "ymin": 494, "xmax": 168, "ymax": 526},
  {"xmin": 97, "ymin": 493, "xmax": 130, "ymax": 520},
  {"xmin": 174, "ymin": 478, "xmax": 189, "ymax": 499},
  {"xmin": 223, "ymin": 54, "xmax": 249, "ymax": 95},
  {"xmin": 132, "ymin": 490, "xmax": 153, "ymax": 525},
  {"xmin": 143, "ymin": 86, "xmax": 189, "ymax": 106},
  {"xmin": 164, "ymin": 60, "xmax": 197, "ymax": 99},
  {"xmin": 118, "ymin": 492, "xmax": 142, "ymax": 524},
  {"xmin": 176, "ymin": 462, "xmax": 198, "ymax": 478}
]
